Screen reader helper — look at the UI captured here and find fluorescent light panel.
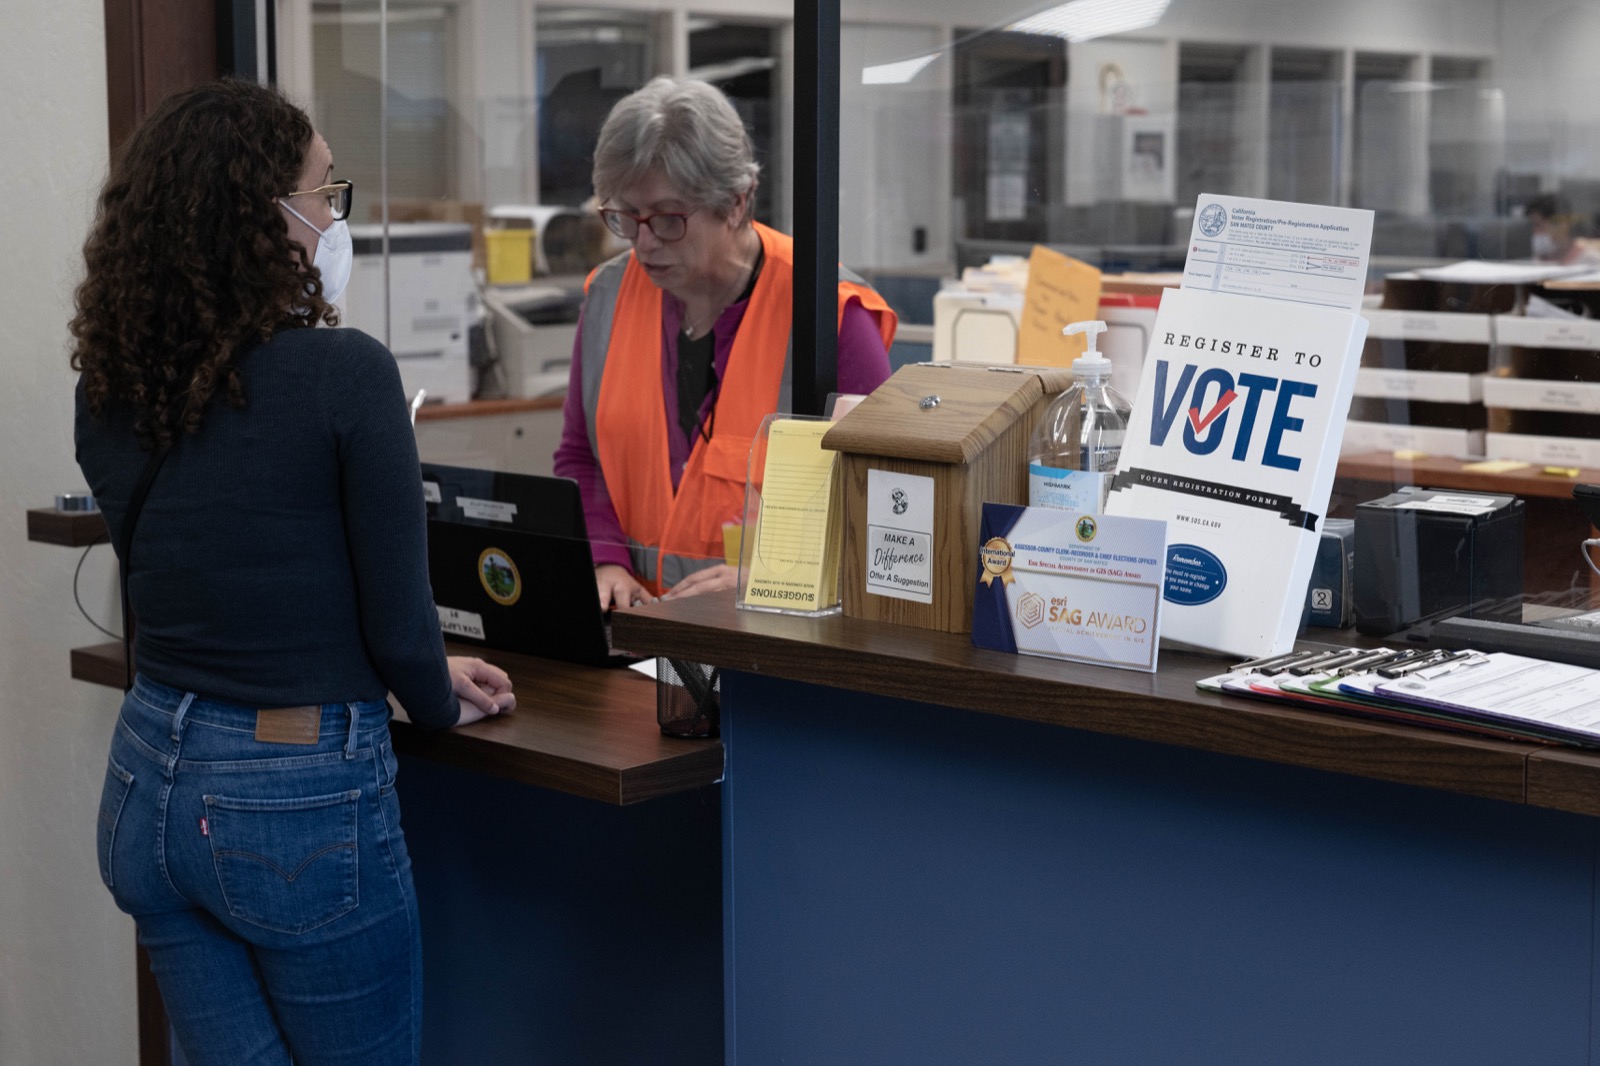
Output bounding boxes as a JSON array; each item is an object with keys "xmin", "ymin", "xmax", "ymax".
[
  {"xmin": 860, "ymin": 0, "xmax": 1170, "ymax": 86},
  {"xmin": 1007, "ymin": 0, "xmax": 1170, "ymax": 41},
  {"xmin": 861, "ymin": 53, "xmax": 940, "ymax": 86}
]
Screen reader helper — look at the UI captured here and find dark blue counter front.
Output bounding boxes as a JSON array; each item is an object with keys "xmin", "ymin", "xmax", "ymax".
[
  {"xmin": 400, "ymin": 758, "xmax": 723, "ymax": 1063},
  {"xmin": 718, "ymin": 671, "xmax": 1600, "ymax": 1064}
]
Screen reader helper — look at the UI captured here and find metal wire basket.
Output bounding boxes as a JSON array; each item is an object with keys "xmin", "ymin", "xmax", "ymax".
[{"xmin": 656, "ymin": 657, "xmax": 721, "ymax": 738}]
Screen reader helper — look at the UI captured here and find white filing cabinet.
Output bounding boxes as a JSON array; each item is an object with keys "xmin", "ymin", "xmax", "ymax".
[{"xmin": 414, "ymin": 401, "xmax": 566, "ymax": 477}]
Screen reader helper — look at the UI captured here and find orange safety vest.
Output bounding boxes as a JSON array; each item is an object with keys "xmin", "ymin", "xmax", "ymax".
[{"xmin": 585, "ymin": 222, "xmax": 895, "ymax": 594}]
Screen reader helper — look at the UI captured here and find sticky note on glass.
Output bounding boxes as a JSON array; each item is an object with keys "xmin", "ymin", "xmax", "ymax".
[
  {"xmin": 741, "ymin": 419, "xmax": 841, "ymax": 612},
  {"xmin": 1018, "ymin": 245, "xmax": 1103, "ymax": 365}
]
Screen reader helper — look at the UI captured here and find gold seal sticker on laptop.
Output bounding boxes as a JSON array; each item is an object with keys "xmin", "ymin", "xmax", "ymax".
[{"xmin": 478, "ymin": 547, "xmax": 522, "ymax": 606}]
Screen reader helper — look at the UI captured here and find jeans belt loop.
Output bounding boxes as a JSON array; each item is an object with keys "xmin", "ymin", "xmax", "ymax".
[
  {"xmin": 170, "ymin": 692, "xmax": 197, "ymax": 744},
  {"xmin": 343, "ymin": 703, "xmax": 360, "ymax": 758}
]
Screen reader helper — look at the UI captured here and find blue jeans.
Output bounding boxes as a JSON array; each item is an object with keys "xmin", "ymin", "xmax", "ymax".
[{"xmin": 97, "ymin": 676, "xmax": 422, "ymax": 1066}]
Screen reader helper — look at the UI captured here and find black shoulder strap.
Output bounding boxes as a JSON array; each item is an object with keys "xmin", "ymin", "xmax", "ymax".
[{"xmin": 119, "ymin": 442, "xmax": 173, "ymax": 691}]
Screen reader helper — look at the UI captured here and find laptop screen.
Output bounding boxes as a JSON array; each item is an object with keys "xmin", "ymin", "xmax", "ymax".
[{"xmin": 420, "ymin": 463, "xmax": 631, "ymax": 667}]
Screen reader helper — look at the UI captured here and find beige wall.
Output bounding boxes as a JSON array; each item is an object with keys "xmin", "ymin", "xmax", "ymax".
[{"xmin": 0, "ymin": 5, "xmax": 137, "ymax": 1066}]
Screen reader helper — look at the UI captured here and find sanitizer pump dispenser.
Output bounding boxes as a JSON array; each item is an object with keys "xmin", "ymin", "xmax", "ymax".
[{"xmin": 1026, "ymin": 320, "xmax": 1132, "ymax": 513}]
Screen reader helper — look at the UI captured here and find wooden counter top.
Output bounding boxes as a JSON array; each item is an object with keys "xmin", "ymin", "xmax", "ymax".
[
  {"xmin": 69, "ymin": 641, "xmax": 722, "ymax": 806},
  {"xmin": 611, "ymin": 595, "xmax": 1600, "ymax": 818},
  {"xmin": 1338, "ymin": 451, "xmax": 1597, "ymax": 501},
  {"xmin": 27, "ymin": 508, "xmax": 108, "ymax": 547},
  {"xmin": 414, "ymin": 397, "xmax": 563, "ymax": 422}
]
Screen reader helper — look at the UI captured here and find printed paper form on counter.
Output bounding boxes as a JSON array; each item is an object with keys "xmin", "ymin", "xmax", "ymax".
[{"xmin": 1182, "ymin": 194, "xmax": 1373, "ymax": 314}]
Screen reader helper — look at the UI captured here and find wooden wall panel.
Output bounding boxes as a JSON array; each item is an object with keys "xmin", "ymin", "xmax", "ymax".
[
  {"xmin": 104, "ymin": 0, "xmax": 218, "ymax": 152},
  {"xmin": 101, "ymin": 5, "xmax": 221, "ymax": 1060}
]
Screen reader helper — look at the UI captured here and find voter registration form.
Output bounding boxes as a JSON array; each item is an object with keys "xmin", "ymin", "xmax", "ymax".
[
  {"xmin": 1182, "ymin": 194, "xmax": 1374, "ymax": 314},
  {"xmin": 1373, "ymin": 653, "xmax": 1600, "ymax": 745}
]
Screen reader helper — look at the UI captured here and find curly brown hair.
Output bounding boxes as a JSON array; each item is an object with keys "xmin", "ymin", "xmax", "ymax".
[{"xmin": 70, "ymin": 79, "xmax": 337, "ymax": 448}]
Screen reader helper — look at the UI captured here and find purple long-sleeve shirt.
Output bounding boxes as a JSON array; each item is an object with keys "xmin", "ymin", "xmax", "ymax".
[{"xmin": 553, "ymin": 290, "xmax": 892, "ymax": 572}]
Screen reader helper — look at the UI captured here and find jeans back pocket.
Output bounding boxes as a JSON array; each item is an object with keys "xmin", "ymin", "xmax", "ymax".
[
  {"xmin": 96, "ymin": 757, "xmax": 135, "ymax": 891},
  {"xmin": 204, "ymin": 789, "xmax": 361, "ymax": 934}
]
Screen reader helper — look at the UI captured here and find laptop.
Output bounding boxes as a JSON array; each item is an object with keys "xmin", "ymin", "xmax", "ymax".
[{"xmin": 420, "ymin": 463, "xmax": 637, "ymax": 667}]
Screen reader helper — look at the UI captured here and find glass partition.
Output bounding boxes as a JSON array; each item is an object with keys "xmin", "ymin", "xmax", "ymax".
[
  {"xmin": 274, "ymin": 0, "xmax": 1600, "ymax": 616},
  {"xmin": 276, "ymin": 0, "xmax": 787, "ymax": 579},
  {"xmin": 276, "ymin": 0, "xmax": 785, "ymax": 417},
  {"xmin": 842, "ymin": 0, "xmax": 1600, "ymax": 619}
]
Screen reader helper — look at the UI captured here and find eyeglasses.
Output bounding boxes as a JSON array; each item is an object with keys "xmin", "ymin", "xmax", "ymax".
[
  {"xmin": 282, "ymin": 180, "xmax": 354, "ymax": 222},
  {"xmin": 599, "ymin": 207, "xmax": 695, "ymax": 243}
]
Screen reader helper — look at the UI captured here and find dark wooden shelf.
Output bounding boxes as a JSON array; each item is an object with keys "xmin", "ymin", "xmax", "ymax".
[
  {"xmin": 28, "ymin": 508, "xmax": 109, "ymax": 547},
  {"xmin": 1338, "ymin": 451, "xmax": 1599, "ymax": 503},
  {"xmin": 414, "ymin": 397, "xmax": 564, "ymax": 422},
  {"xmin": 611, "ymin": 594, "xmax": 1600, "ymax": 819},
  {"xmin": 69, "ymin": 641, "xmax": 722, "ymax": 806}
]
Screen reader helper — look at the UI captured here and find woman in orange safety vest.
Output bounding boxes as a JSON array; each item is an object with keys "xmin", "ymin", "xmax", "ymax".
[{"xmin": 554, "ymin": 76, "xmax": 897, "ymax": 609}]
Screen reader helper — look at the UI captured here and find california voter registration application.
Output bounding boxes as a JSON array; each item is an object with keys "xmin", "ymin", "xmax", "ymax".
[{"xmin": 1183, "ymin": 194, "xmax": 1374, "ymax": 314}]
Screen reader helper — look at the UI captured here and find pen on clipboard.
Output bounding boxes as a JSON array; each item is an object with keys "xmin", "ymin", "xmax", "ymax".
[
  {"xmin": 1286, "ymin": 649, "xmax": 1372, "ymax": 676},
  {"xmin": 1333, "ymin": 649, "xmax": 1406, "ymax": 676},
  {"xmin": 1409, "ymin": 652, "xmax": 1491, "ymax": 680},
  {"xmin": 1347, "ymin": 648, "xmax": 1430, "ymax": 677},
  {"xmin": 1376, "ymin": 649, "xmax": 1459, "ymax": 678},
  {"xmin": 1230, "ymin": 650, "xmax": 1318, "ymax": 674}
]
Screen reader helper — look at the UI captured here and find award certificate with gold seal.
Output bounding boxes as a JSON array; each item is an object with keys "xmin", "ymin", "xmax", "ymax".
[{"xmin": 971, "ymin": 503, "xmax": 1169, "ymax": 673}]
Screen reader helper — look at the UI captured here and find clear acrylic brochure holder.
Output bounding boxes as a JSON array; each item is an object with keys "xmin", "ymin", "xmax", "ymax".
[{"xmin": 733, "ymin": 412, "xmax": 843, "ymax": 617}]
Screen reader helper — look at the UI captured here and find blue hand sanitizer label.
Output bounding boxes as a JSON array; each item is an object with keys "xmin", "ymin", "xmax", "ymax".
[{"xmin": 1028, "ymin": 464, "xmax": 1110, "ymax": 513}]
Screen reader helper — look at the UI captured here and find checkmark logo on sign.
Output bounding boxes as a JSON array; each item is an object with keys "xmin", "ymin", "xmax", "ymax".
[{"xmin": 1187, "ymin": 389, "xmax": 1238, "ymax": 434}]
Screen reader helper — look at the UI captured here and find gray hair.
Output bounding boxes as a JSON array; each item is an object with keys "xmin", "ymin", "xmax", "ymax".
[{"xmin": 591, "ymin": 77, "xmax": 761, "ymax": 225}]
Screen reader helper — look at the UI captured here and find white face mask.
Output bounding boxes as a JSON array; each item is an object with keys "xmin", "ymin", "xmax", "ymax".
[
  {"xmin": 1532, "ymin": 232, "xmax": 1558, "ymax": 262},
  {"xmin": 281, "ymin": 200, "xmax": 353, "ymax": 304}
]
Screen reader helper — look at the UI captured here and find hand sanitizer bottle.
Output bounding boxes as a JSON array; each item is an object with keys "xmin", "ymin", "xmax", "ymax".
[{"xmin": 1027, "ymin": 320, "xmax": 1132, "ymax": 513}]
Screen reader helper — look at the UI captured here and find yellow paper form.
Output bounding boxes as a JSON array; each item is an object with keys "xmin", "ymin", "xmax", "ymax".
[
  {"xmin": 742, "ymin": 419, "xmax": 840, "ymax": 612},
  {"xmin": 1461, "ymin": 459, "xmax": 1532, "ymax": 474},
  {"xmin": 1017, "ymin": 245, "xmax": 1103, "ymax": 365}
]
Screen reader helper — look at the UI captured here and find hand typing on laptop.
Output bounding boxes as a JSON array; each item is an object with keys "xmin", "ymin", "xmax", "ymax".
[
  {"xmin": 659, "ymin": 564, "xmax": 737, "ymax": 601},
  {"xmin": 597, "ymin": 563, "xmax": 656, "ymax": 611}
]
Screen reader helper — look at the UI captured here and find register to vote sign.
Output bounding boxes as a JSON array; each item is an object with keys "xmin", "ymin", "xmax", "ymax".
[{"xmin": 971, "ymin": 503, "xmax": 1169, "ymax": 673}]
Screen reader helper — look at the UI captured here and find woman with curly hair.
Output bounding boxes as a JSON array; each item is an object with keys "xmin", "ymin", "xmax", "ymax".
[{"xmin": 72, "ymin": 79, "xmax": 514, "ymax": 1065}]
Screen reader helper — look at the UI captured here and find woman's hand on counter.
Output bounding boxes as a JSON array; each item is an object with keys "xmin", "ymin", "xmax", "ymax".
[
  {"xmin": 660, "ymin": 564, "xmax": 736, "ymax": 601},
  {"xmin": 597, "ymin": 564, "xmax": 655, "ymax": 611},
  {"xmin": 448, "ymin": 655, "xmax": 516, "ymax": 727}
]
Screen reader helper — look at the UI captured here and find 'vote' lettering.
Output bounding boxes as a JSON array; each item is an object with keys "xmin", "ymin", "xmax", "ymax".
[{"xmin": 1149, "ymin": 360, "xmax": 1315, "ymax": 471}]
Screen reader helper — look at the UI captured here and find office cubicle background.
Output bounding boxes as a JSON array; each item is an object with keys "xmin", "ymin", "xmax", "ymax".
[
  {"xmin": 270, "ymin": 0, "xmax": 1599, "ymax": 317},
  {"xmin": 272, "ymin": 0, "xmax": 1600, "ymax": 594},
  {"xmin": 272, "ymin": 0, "xmax": 1600, "ymax": 312}
]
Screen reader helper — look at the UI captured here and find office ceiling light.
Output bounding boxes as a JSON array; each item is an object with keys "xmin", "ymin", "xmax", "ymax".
[
  {"xmin": 861, "ymin": 53, "xmax": 941, "ymax": 85},
  {"xmin": 1007, "ymin": 0, "xmax": 1170, "ymax": 41},
  {"xmin": 689, "ymin": 56, "xmax": 778, "ymax": 83}
]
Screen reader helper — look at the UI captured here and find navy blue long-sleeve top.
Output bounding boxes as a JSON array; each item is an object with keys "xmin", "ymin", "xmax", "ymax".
[{"xmin": 74, "ymin": 327, "xmax": 458, "ymax": 729}]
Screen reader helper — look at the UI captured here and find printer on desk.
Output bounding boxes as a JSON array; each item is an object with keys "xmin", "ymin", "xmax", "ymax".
[
  {"xmin": 481, "ymin": 283, "xmax": 584, "ymax": 398},
  {"xmin": 342, "ymin": 222, "xmax": 479, "ymax": 404}
]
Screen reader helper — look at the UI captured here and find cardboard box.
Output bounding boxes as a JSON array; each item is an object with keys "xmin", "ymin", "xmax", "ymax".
[
  {"xmin": 1363, "ymin": 308, "xmax": 1493, "ymax": 345},
  {"xmin": 1354, "ymin": 368, "xmax": 1485, "ymax": 404},
  {"xmin": 1485, "ymin": 431, "xmax": 1600, "ymax": 467},
  {"xmin": 1494, "ymin": 315, "xmax": 1600, "ymax": 351},
  {"xmin": 1482, "ymin": 376, "xmax": 1600, "ymax": 415},
  {"xmin": 1340, "ymin": 421, "xmax": 1486, "ymax": 458},
  {"xmin": 931, "ymin": 290, "xmax": 1023, "ymax": 364}
]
